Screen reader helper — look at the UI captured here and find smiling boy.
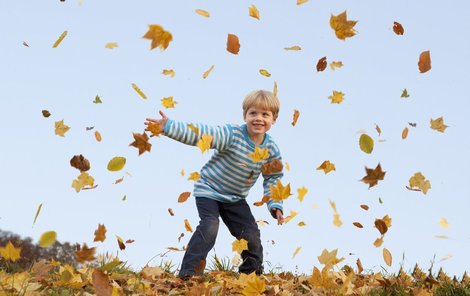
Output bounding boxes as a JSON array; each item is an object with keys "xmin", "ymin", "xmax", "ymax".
[{"xmin": 145, "ymin": 90, "xmax": 285, "ymax": 278}]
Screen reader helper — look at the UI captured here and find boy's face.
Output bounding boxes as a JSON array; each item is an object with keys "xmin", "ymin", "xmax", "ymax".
[{"xmin": 244, "ymin": 106, "xmax": 276, "ymax": 137}]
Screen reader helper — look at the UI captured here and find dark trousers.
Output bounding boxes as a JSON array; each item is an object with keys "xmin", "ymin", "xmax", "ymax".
[{"xmin": 178, "ymin": 197, "xmax": 263, "ymax": 277}]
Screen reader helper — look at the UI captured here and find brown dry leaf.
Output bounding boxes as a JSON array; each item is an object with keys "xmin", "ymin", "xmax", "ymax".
[
  {"xmin": 129, "ymin": 132, "xmax": 151, "ymax": 155},
  {"xmin": 70, "ymin": 154, "xmax": 90, "ymax": 172},
  {"xmin": 227, "ymin": 34, "xmax": 240, "ymax": 54},
  {"xmin": 167, "ymin": 247, "xmax": 184, "ymax": 252},
  {"xmin": 116, "ymin": 235, "xmax": 126, "ymax": 250},
  {"xmin": 248, "ymin": 4, "xmax": 260, "ymax": 20},
  {"xmin": 356, "ymin": 258, "xmax": 364, "ymax": 273},
  {"xmin": 75, "ymin": 243, "xmax": 96, "ymax": 263},
  {"xmin": 353, "ymin": 222, "xmax": 363, "ymax": 228},
  {"xmin": 94, "ymin": 224, "xmax": 107, "ymax": 242},
  {"xmin": 168, "ymin": 208, "xmax": 174, "ymax": 216},
  {"xmin": 253, "ymin": 195, "xmax": 270, "ymax": 206},
  {"xmin": 52, "ymin": 31, "xmax": 68, "ymax": 48},
  {"xmin": 375, "ymin": 219, "xmax": 388, "ymax": 235},
  {"xmin": 330, "ymin": 11, "xmax": 357, "ymax": 40},
  {"xmin": 375, "ymin": 124, "xmax": 382, "ymax": 136},
  {"xmin": 408, "ymin": 172, "xmax": 431, "ymax": 194},
  {"xmin": 32, "ymin": 260, "xmax": 53, "ymax": 281},
  {"xmin": 92, "ymin": 269, "xmax": 112, "ymax": 296},
  {"xmin": 360, "ymin": 163, "xmax": 386, "ymax": 188},
  {"xmin": 383, "ymin": 248, "xmax": 392, "ymax": 266},
  {"xmin": 203, "ymin": 65, "xmax": 215, "ymax": 79},
  {"xmin": 142, "ymin": 24, "xmax": 173, "ymax": 51},
  {"xmin": 430, "ymin": 117, "xmax": 448, "ymax": 132},
  {"xmin": 393, "ymin": 21, "xmax": 404, "ymax": 35},
  {"xmin": 418, "ymin": 50, "xmax": 432, "ymax": 73},
  {"xmin": 317, "ymin": 160, "xmax": 336, "ymax": 174},
  {"xmin": 261, "ymin": 159, "xmax": 283, "ymax": 174},
  {"xmin": 55, "ymin": 119, "xmax": 70, "ymax": 137},
  {"xmin": 316, "ymin": 56, "xmax": 327, "ymax": 72},
  {"xmin": 71, "ymin": 172, "xmax": 95, "ymax": 193},
  {"xmin": 178, "ymin": 192, "xmax": 191, "ymax": 203},
  {"xmin": 317, "ymin": 248, "xmax": 344, "ymax": 267},
  {"xmin": 360, "ymin": 204, "xmax": 369, "ymax": 211},
  {"xmin": 42, "ymin": 110, "xmax": 51, "ymax": 117},
  {"xmin": 402, "ymin": 127, "xmax": 409, "ymax": 139},
  {"xmin": 126, "ymin": 239, "xmax": 135, "ymax": 244},
  {"xmin": 184, "ymin": 219, "xmax": 193, "ymax": 232},
  {"xmin": 195, "ymin": 9, "xmax": 210, "ymax": 18},
  {"xmin": 292, "ymin": 110, "xmax": 300, "ymax": 126},
  {"xmin": 94, "ymin": 131, "xmax": 102, "ymax": 142},
  {"xmin": 177, "ymin": 233, "xmax": 184, "ymax": 242}
]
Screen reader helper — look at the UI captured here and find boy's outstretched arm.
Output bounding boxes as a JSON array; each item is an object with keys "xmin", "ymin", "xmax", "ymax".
[{"xmin": 272, "ymin": 208, "xmax": 284, "ymax": 225}]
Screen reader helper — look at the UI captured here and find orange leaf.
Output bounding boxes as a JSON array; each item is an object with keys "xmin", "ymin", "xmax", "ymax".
[
  {"xmin": 383, "ymin": 248, "xmax": 392, "ymax": 266},
  {"xmin": 75, "ymin": 243, "xmax": 96, "ymax": 263},
  {"xmin": 316, "ymin": 160, "xmax": 336, "ymax": 174},
  {"xmin": 184, "ymin": 219, "xmax": 193, "ymax": 232},
  {"xmin": 142, "ymin": 24, "xmax": 173, "ymax": 51},
  {"xmin": 253, "ymin": 195, "xmax": 270, "ymax": 206},
  {"xmin": 195, "ymin": 9, "xmax": 210, "ymax": 18},
  {"xmin": 292, "ymin": 110, "xmax": 300, "ymax": 126},
  {"xmin": 129, "ymin": 132, "xmax": 152, "ymax": 155},
  {"xmin": 353, "ymin": 222, "xmax": 363, "ymax": 228},
  {"xmin": 402, "ymin": 127, "xmax": 409, "ymax": 139},
  {"xmin": 93, "ymin": 224, "xmax": 107, "ymax": 242},
  {"xmin": 227, "ymin": 34, "xmax": 240, "ymax": 54},
  {"xmin": 94, "ymin": 131, "xmax": 102, "ymax": 142},
  {"xmin": 360, "ymin": 163, "xmax": 386, "ymax": 188},
  {"xmin": 178, "ymin": 192, "xmax": 191, "ymax": 203},
  {"xmin": 360, "ymin": 204, "xmax": 369, "ymax": 211},
  {"xmin": 418, "ymin": 50, "xmax": 431, "ymax": 73},
  {"xmin": 393, "ymin": 21, "xmax": 404, "ymax": 35},
  {"xmin": 330, "ymin": 11, "xmax": 357, "ymax": 40}
]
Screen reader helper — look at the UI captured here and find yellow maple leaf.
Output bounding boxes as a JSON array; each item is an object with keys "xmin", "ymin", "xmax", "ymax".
[
  {"xmin": 328, "ymin": 90, "xmax": 344, "ymax": 104},
  {"xmin": 161, "ymin": 96, "xmax": 177, "ymax": 108},
  {"xmin": 0, "ymin": 241, "xmax": 22, "ymax": 262},
  {"xmin": 105, "ymin": 42, "xmax": 118, "ymax": 49},
  {"xmin": 188, "ymin": 171, "xmax": 201, "ymax": 181},
  {"xmin": 292, "ymin": 246, "xmax": 302, "ymax": 258},
  {"xmin": 317, "ymin": 248, "xmax": 344, "ymax": 267},
  {"xmin": 249, "ymin": 146, "xmax": 270, "ymax": 162},
  {"xmin": 232, "ymin": 238, "xmax": 248, "ymax": 254},
  {"xmin": 430, "ymin": 117, "xmax": 448, "ymax": 132},
  {"xmin": 259, "ymin": 69, "xmax": 271, "ymax": 77},
  {"xmin": 408, "ymin": 172, "xmax": 431, "ymax": 194},
  {"xmin": 142, "ymin": 24, "xmax": 173, "ymax": 51},
  {"xmin": 269, "ymin": 180, "xmax": 292, "ymax": 202},
  {"xmin": 71, "ymin": 172, "xmax": 95, "ymax": 193},
  {"xmin": 162, "ymin": 69, "xmax": 175, "ymax": 77},
  {"xmin": 330, "ymin": 11, "xmax": 357, "ymax": 40},
  {"xmin": 330, "ymin": 61, "xmax": 343, "ymax": 70},
  {"xmin": 55, "ymin": 119, "xmax": 70, "ymax": 137},
  {"xmin": 196, "ymin": 133, "xmax": 212, "ymax": 153},
  {"xmin": 316, "ymin": 160, "xmax": 336, "ymax": 174},
  {"xmin": 203, "ymin": 65, "xmax": 215, "ymax": 79},
  {"xmin": 248, "ymin": 4, "xmax": 260, "ymax": 20},
  {"xmin": 241, "ymin": 272, "xmax": 266, "ymax": 296},
  {"xmin": 195, "ymin": 9, "xmax": 210, "ymax": 18},
  {"xmin": 297, "ymin": 186, "xmax": 308, "ymax": 202},
  {"xmin": 184, "ymin": 219, "xmax": 193, "ymax": 232},
  {"xmin": 439, "ymin": 218, "xmax": 449, "ymax": 229}
]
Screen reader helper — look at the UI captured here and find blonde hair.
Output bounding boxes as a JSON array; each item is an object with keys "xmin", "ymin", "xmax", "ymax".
[{"xmin": 242, "ymin": 90, "xmax": 280, "ymax": 120}]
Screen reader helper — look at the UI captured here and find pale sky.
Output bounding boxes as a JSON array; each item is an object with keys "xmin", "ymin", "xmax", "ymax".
[{"xmin": 1, "ymin": 0, "xmax": 469, "ymax": 276}]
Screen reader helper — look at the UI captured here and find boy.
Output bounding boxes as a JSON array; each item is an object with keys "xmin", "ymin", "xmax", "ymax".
[{"xmin": 145, "ymin": 90, "xmax": 285, "ymax": 278}]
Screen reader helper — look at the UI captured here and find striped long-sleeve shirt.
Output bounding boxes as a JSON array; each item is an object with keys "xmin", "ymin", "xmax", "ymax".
[{"xmin": 164, "ymin": 119, "xmax": 284, "ymax": 217}]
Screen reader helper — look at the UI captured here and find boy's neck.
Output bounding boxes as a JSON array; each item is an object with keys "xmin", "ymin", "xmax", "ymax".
[{"xmin": 249, "ymin": 133, "xmax": 265, "ymax": 145}]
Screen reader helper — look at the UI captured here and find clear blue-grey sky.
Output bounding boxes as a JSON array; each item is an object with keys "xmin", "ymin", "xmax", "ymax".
[{"xmin": 1, "ymin": 0, "xmax": 469, "ymax": 275}]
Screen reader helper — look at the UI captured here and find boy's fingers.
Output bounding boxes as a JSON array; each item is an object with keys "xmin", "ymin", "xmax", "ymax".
[{"xmin": 159, "ymin": 110, "xmax": 168, "ymax": 119}]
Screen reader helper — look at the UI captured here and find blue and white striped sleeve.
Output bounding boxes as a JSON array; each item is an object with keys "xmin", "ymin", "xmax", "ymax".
[
  {"xmin": 163, "ymin": 119, "xmax": 234, "ymax": 151},
  {"xmin": 262, "ymin": 143, "xmax": 284, "ymax": 218}
]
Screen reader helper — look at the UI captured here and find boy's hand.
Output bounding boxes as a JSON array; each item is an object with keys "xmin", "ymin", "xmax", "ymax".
[
  {"xmin": 145, "ymin": 110, "xmax": 168, "ymax": 136},
  {"xmin": 273, "ymin": 209, "xmax": 284, "ymax": 225}
]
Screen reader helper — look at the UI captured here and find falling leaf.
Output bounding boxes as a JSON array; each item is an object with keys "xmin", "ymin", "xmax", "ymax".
[
  {"xmin": 71, "ymin": 172, "xmax": 95, "ymax": 192},
  {"xmin": 359, "ymin": 134, "xmax": 374, "ymax": 154},
  {"xmin": 188, "ymin": 172, "xmax": 201, "ymax": 181},
  {"xmin": 330, "ymin": 61, "xmax": 343, "ymax": 70},
  {"xmin": 180, "ymin": 169, "xmax": 185, "ymax": 176},
  {"xmin": 285, "ymin": 162, "xmax": 290, "ymax": 171},
  {"xmin": 113, "ymin": 176, "xmax": 124, "ymax": 184},
  {"xmin": 70, "ymin": 154, "xmax": 90, "ymax": 172},
  {"xmin": 248, "ymin": 4, "xmax": 260, "ymax": 20},
  {"xmin": 0, "ymin": 241, "xmax": 21, "ymax": 262},
  {"xmin": 227, "ymin": 34, "xmax": 240, "ymax": 54},
  {"xmin": 269, "ymin": 180, "xmax": 292, "ymax": 202},
  {"xmin": 328, "ymin": 90, "xmax": 344, "ymax": 104},
  {"xmin": 86, "ymin": 126, "xmax": 95, "ymax": 131},
  {"xmin": 161, "ymin": 96, "xmax": 177, "ymax": 108},
  {"xmin": 55, "ymin": 119, "xmax": 70, "ymax": 137},
  {"xmin": 203, "ymin": 65, "xmax": 215, "ymax": 79},
  {"xmin": 168, "ymin": 208, "xmax": 174, "ymax": 216},
  {"xmin": 184, "ymin": 219, "xmax": 193, "ymax": 232},
  {"xmin": 402, "ymin": 127, "xmax": 409, "ymax": 139},
  {"xmin": 167, "ymin": 247, "xmax": 184, "ymax": 252},
  {"xmin": 374, "ymin": 236, "xmax": 384, "ymax": 247},
  {"xmin": 196, "ymin": 133, "xmax": 212, "ymax": 153},
  {"xmin": 273, "ymin": 81, "xmax": 278, "ymax": 97},
  {"xmin": 253, "ymin": 195, "xmax": 270, "ymax": 207},
  {"xmin": 94, "ymin": 131, "xmax": 102, "ymax": 142},
  {"xmin": 383, "ymin": 248, "xmax": 392, "ymax": 266},
  {"xmin": 430, "ymin": 117, "xmax": 448, "ymax": 132},
  {"xmin": 249, "ymin": 146, "xmax": 269, "ymax": 162},
  {"xmin": 105, "ymin": 42, "xmax": 118, "ymax": 49},
  {"xmin": 284, "ymin": 45, "xmax": 302, "ymax": 51},
  {"xmin": 122, "ymin": 195, "xmax": 126, "ymax": 201},
  {"xmin": 162, "ymin": 69, "xmax": 175, "ymax": 77},
  {"xmin": 195, "ymin": 9, "xmax": 210, "ymax": 18},
  {"xmin": 283, "ymin": 210, "xmax": 298, "ymax": 223},
  {"xmin": 297, "ymin": 186, "xmax": 308, "ymax": 202},
  {"xmin": 92, "ymin": 269, "xmax": 113, "ymax": 296},
  {"xmin": 241, "ymin": 272, "xmax": 266, "ymax": 296},
  {"xmin": 259, "ymin": 69, "xmax": 271, "ymax": 77},
  {"xmin": 292, "ymin": 247, "xmax": 302, "ymax": 258},
  {"xmin": 378, "ymin": 197, "xmax": 383, "ymax": 204},
  {"xmin": 409, "ymin": 122, "xmax": 417, "ymax": 127},
  {"xmin": 418, "ymin": 50, "xmax": 432, "ymax": 73},
  {"xmin": 356, "ymin": 258, "xmax": 364, "ymax": 273},
  {"xmin": 52, "ymin": 30, "xmax": 68, "ymax": 48},
  {"xmin": 401, "ymin": 88, "xmax": 410, "ymax": 98},
  {"xmin": 23, "ymin": 41, "xmax": 30, "ymax": 47},
  {"xmin": 261, "ymin": 159, "xmax": 283, "ymax": 174},
  {"xmin": 39, "ymin": 231, "xmax": 57, "ymax": 248},
  {"xmin": 360, "ymin": 204, "xmax": 369, "ymax": 210},
  {"xmin": 131, "ymin": 83, "xmax": 147, "ymax": 99},
  {"xmin": 439, "ymin": 218, "xmax": 449, "ymax": 229},
  {"xmin": 375, "ymin": 219, "xmax": 388, "ymax": 235},
  {"xmin": 330, "ymin": 11, "xmax": 357, "ymax": 40},
  {"xmin": 75, "ymin": 243, "xmax": 96, "ymax": 263},
  {"xmin": 146, "ymin": 121, "xmax": 162, "ymax": 137},
  {"xmin": 393, "ymin": 21, "xmax": 404, "ymax": 35},
  {"xmin": 316, "ymin": 57, "xmax": 327, "ymax": 72},
  {"xmin": 360, "ymin": 163, "xmax": 386, "ymax": 188},
  {"xmin": 333, "ymin": 213, "xmax": 342, "ymax": 227},
  {"xmin": 353, "ymin": 222, "xmax": 363, "ymax": 228},
  {"xmin": 32, "ymin": 203, "xmax": 43, "ymax": 227},
  {"xmin": 375, "ymin": 124, "xmax": 382, "ymax": 136},
  {"xmin": 177, "ymin": 233, "xmax": 184, "ymax": 242},
  {"xmin": 292, "ymin": 110, "xmax": 300, "ymax": 126},
  {"xmin": 439, "ymin": 254, "xmax": 453, "ymax": 262},
  {"xmin": 42, "ymin": 110, "xmax": 51, "ymax": 118},
  {"xmin": 317, "ymin": 249, "xmax": 344, "ymax": 267},
  {"xmin": 142, "ymin": 24, "xmax": 173, "ymax": 51},
  {"xmin": 107, "ymin": 157, "xmax": 126, "ymax": 172},
  {"xmin": 232, "ymin": 238, "xmax": 249, "ymax": 254},
  {"xmin": 178, "ymin": 192, "xmax": 191, "ymax": 203},
  {"xmin": 297, "ymin": 0, "xmax": 309, "ymax": 5},
  {"xmin": 129, "ymin": 132, "xmax": 152, "ymax": 155},
  {"xmin": 435, "ymin": 235, "xmax": 448, "ymax": 239},
  {"xmin": 408, "ymin": 172, "xmax": 431, "ymax": 194},
  {"xmin": 317, "ymin": 160, "xmax": 336, "ymax": 174},
  {"xmin": 94, "ymin": 224, "xmax": 107, "ymax": 242},
  {"xmin": 298, "ymin": 221, "xmax": 306, "ymax": 227}
]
